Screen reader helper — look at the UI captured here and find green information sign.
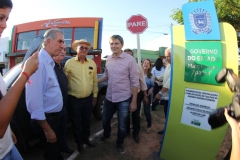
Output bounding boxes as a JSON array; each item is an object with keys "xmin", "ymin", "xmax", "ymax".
[{"xmin": 184, "ymin": 42, "xmax": 222, "ymax": 85}]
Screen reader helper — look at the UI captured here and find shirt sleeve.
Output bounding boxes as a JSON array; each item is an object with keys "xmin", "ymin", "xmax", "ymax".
[
  {"xmin": 151, "ymin": 67, "xmax": 155, "ymax": 75},
  {"xmin": 63, "ymin": 59, "xmax": 70, "ymax": 76},
  {"xmin": 157, "ymin": 74, "xmax": 164, "ymax": 81},
  {"xmin": 92, "ymin": 62, "xmax": 98, "ymax": 97},
  {"xmin": 150, "ymin": 74, "xmax": 155, "ymax": 88},
  {"xmin": 25, "ymin": 64, "xmax": 46, "ymax": 120},
  {"xmin": 163, "ymin": 67, "xmax": 171, "ymax": 89},
  {"xmin": 129, "ymin": 58, "xmax": 139, "ymax": 88},
  {"xmin": 138, "ymin": 65, "xmax": 147, "ymax": 91}
]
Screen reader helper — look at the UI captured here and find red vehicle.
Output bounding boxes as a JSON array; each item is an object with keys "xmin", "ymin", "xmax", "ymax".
[{"xmin": 6, "ymin": 17, "xmax": 103, "ymax": 73}]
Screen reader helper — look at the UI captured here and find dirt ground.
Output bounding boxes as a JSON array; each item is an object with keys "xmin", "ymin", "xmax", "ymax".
[{"xmin": 75, "ymin": 105, "xmax": 232, "ymax": 160}]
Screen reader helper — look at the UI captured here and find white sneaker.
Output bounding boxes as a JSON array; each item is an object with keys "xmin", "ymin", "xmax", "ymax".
[{"xmin": 146, "ymin": 127, "xmax": 151, "ymax": 134}]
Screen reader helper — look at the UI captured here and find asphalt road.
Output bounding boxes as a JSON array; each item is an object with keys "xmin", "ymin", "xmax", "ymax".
[{"xmin": 20, "ymin": 116, "xmax": 117, "ymax": 160}]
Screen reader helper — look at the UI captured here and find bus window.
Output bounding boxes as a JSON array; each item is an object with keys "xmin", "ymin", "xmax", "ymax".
[{"xmin": 74, "ymin": 28, "xmax": 94, "ymax": 45}]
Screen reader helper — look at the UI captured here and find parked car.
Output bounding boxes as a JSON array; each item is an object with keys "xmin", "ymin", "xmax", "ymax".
[{"xmin": 3, "ymin": 56, "xmax": 107, "ymax": 152}]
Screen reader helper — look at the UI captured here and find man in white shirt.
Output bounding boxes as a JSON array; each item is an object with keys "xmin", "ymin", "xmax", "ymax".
[{"xmin": 153, "ymin": 48, "xmax": 171, "ymax": 134}]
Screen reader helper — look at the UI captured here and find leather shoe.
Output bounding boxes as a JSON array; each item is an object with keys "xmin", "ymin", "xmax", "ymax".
[
  {"xmin": 61, "ymin": 148, "xmax": 74, "ymax": 154},
  {"xmin": 158, "ymin": 130, "xmax": 164, "ymax": 134},
  {"xmin": 77, "ymin": 145, "xmax": 85, "ymax": 153},
  {"xmin": 85, "ymin": 141, "xmax": 97, "ymax": 147},
  {"xmin": 133, "ymin": 135, "xmax": 140, "ymax": 143}
]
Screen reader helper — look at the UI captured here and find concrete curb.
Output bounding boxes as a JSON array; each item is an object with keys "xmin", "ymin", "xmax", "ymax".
[{"xmin": 67, "ymin": 120, "xmax": 118, "ymax": 160}]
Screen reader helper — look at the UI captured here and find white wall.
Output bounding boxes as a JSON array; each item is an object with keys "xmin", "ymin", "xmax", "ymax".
[{"xmin": 0, "ymin": 37, "xmax": 10, "ymax": 74}]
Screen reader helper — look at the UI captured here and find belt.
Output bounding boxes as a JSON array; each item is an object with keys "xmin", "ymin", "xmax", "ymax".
[
  {"xmin": 45, "ymin": 112, "xmax": 60, "ymax": 116},
  {"xmin": 70, "ymin": 94, "xmax": 92, "ymax": 99}
]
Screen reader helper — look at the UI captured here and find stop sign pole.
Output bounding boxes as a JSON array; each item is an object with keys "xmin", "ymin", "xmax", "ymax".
[{"xmin": 126, "ymin": 14, "xmax": 148, "ymax": 65}]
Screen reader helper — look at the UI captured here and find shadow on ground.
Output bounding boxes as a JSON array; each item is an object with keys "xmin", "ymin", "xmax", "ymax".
[{"xmin": 74, "ymin": 105, "xmax": 232, "ymax": 160}]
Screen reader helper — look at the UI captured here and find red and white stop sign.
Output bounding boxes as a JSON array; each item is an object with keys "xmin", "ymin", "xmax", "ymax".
[{"xmin": 126, "ymin": 14, "xmax": 148, "ymax": 34}]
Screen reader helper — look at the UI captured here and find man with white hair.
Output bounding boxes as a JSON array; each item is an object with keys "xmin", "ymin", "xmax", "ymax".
[
  {"xmin": 26, "ymin": 28, "xmax": 65, "ymax": 160},
  {"xmin": 64, "ymin": 39, "xmax": 98, "ymax": 153},
  {"xmin": 153, "ymin": 48, "xmax": 171, "ymax": 134}
]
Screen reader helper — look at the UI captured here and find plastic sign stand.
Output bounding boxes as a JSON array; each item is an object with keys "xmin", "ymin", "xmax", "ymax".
[
  {"xmin": 159, "ymin": 22, "xmax": 238, "ymax": 160},
  {"xmin": 158, "ymin": 1, "xmax": 238, "ymax": 160}
]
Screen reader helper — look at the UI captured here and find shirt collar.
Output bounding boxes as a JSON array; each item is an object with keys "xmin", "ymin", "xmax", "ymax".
[
  {"xmin": 74, "ymin": 56, "xmax": 88, "ymax": 62},
  {"xmin": 41, "ymin": 48, "xmax": 55, "ymax": 68},
  {"xmin": 111, "ymin": 51, "xmax": 125, "ymax": 58}
]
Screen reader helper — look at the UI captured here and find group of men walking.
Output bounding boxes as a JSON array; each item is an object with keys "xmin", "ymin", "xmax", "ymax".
[{"xmin": 25, "ymin": 28, "xmax": 172, "ymax": 159}]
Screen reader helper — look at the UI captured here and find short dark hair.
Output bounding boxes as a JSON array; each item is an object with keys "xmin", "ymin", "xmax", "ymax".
[
  {"xmin": 109, "ymin": 35, "xmax": 124, "ymax": 45},
  {"xmin": 0, "ymin": 0, "xmax": 13, "ymax": 9},
  {"xmin": 124, "ymin": 48, "xmax": 133, "ymax": 55}
]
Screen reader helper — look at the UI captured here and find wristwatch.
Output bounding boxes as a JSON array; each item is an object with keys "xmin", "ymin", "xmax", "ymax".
[{"xmin": 158, "ymin": 91, "xmax": 163, "ymax": 96}]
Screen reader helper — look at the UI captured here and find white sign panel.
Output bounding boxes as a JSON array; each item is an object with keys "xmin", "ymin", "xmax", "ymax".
[{"xmin": 181, "ymin": 88, "xmax": 219, "ymax": 131}]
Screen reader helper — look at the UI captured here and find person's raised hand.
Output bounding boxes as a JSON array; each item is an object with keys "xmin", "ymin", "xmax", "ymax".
[
  {"xmin": 224, "ymin": 108, "xmax": 240, "ymax": 130},
  {"xmin": 22, "ymin": 51, "xmax": 39, "ymax": 76}
]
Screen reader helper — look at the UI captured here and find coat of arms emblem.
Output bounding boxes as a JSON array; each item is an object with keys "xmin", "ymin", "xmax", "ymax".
[{"xmin": 189, "ymin": 8, "xmax": 212, "ymax": 34}]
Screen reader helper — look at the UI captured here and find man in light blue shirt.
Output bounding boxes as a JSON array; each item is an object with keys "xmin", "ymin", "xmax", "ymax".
[{"xmin": 26, "ymin": 28, "xmax": 65, "ymax": 160}]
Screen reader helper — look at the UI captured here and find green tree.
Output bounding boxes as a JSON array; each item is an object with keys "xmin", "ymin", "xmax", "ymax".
[{"xmin": 170, "ymin": 0, "xmax": 240, "ymax": 32}]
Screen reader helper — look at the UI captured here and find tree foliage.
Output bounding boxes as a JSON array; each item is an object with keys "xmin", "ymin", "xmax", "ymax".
[{"xmin": 170, "ymin": 0, "xmax": 240, "ymax": 32}]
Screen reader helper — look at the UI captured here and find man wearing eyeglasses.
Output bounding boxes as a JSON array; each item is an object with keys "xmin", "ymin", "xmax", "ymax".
[
  {"xmin": 64, "ymin": 39, "xmax": 98, "ymax": 153},
  {"xmin": 53, "ymin": 44, "xmax": 74, "ymax": 154}
]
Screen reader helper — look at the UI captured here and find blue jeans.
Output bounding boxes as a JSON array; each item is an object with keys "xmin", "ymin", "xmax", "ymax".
[
  {"xmin": 2, "ymin": 145, "xmax": 23, "ymax": 160},
  {"xmin": 102, "ymin": 97, "xmax": 130, "ymax": 145},
  {"xmin": 144, "ymin": 95, "xmax": 152, "ymax": 128}
]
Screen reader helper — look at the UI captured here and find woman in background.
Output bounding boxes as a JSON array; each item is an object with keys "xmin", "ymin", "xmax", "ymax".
[
  {"xmin": 151, "ymin": 58, "xmax": 165, "ymax": 111},
  {"xmin": 142, "ymin": 59, "xmax": 154, "ymax": 134}
]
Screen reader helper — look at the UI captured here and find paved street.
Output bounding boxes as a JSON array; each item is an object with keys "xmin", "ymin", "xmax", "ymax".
[{"xmin": 20, "ymin": 116, "xmax": 117, "ymax": 160}]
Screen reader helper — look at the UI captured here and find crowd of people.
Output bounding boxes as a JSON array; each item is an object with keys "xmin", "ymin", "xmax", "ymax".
[{"xmin": 0, "ymin": 0, "xmax": 240, "ymax": 160}]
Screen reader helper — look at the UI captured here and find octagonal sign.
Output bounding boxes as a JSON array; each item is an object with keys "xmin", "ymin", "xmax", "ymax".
[{"xmin": 126, "ymin": 14, "xmax": 148, "ymax": 34}]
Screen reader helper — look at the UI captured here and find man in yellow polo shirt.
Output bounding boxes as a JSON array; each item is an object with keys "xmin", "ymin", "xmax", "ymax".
[{"xmin": 64, "ymin": 39, "xmax": 98, "ymax": 153}]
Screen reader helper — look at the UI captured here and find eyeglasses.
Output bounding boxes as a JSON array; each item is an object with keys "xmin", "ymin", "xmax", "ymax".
[{"xmin": 79, "ymin": 46, "xmax": 89, "ymax": 51}]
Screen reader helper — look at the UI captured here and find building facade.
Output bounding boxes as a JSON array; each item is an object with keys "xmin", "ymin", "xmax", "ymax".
[
  {"xmin": 7, "ymin": 17, "xmax": 103, "ymax": 73},
  {"xmin": 0, "ymin": 37, "xmax": 9, "ymax": 75}
]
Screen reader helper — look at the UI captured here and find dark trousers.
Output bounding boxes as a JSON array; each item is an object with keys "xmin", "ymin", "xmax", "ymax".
[
  {"xmin": 102, "ymin": 97, "xmax": 130, "ymax": 145},
  {"xmin": 31, "ymin": 113, "xmax": 63, "ymax": 160},
  {"xmin": 144, "ymin": 95, "xmax": 152, "ymax": 128},
  {"xmin": 151, "ymin": 83, "xmax": 162, "ymax": 110},
  {"xmin": 68, "ymin": 95, "xmax": 92, "ymax": 147},
  {"xmin": 59, "ymin": 106, "xmax": 69, "ymax": 151},
  {"xmin": 162, "ymin": 100, "xmax": 169, "ymax": 118},
  {"xmin": 127, "ymin": 92, "xmax": 143, "ymax": 136}
]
